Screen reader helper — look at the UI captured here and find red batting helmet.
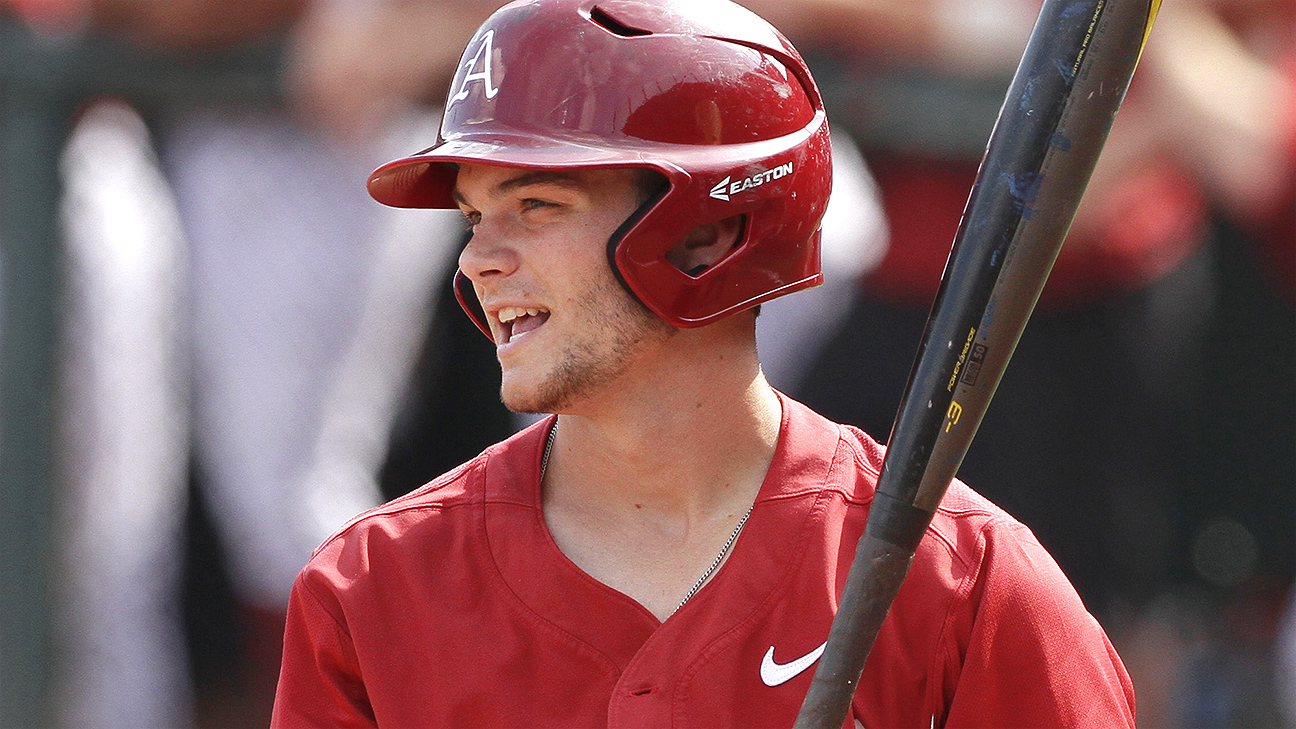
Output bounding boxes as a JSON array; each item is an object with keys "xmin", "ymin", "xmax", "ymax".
[{"xmin": 367, "ymin": 0, "xmax": 832, "ymax": 332}]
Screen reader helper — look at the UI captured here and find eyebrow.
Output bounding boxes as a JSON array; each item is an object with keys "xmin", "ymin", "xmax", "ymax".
[{"xmin": 452, "ymin": 169, "xmax": 584, "ymax": 205}]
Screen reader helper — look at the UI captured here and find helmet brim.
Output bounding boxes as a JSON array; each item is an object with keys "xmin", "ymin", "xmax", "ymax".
[{"xmin": 367, "ymin": 135, "xmax": 657, "ymax": 209}]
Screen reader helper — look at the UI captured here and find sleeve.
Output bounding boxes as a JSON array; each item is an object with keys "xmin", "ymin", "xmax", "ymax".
[
  {"xmin": 940, "ymin": 519, "xmax": 1136, "ymax": 728},
  {"xmin": 271, "ymin": 571, "xmax": 378, "ymax": 728}
]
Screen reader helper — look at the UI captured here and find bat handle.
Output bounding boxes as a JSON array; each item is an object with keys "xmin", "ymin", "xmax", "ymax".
[{"xmin": 792, "ymin": 531, "xmax": 919, "ymax": 729}]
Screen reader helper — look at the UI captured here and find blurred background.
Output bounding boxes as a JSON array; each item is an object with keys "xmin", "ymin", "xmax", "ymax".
[{"xmin": 0, "ymin": 0, "xmax": 1290, "ymax": 726}]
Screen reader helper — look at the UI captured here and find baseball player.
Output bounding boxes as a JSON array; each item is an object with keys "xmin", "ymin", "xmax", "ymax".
[{"xmin": 272, "ymin": 0, "xmax": 1136, "ymax": 726}]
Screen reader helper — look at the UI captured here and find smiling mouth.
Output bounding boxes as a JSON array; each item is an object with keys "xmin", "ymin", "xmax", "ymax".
[{"xmin": 498, "ymin": 306, "xmax": 551, "ymax": 345}]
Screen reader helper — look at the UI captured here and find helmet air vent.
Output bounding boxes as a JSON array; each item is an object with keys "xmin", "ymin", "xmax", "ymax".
[{"xmin": 588, "ymin": 6, "xmax": 652, "ymax": 37}]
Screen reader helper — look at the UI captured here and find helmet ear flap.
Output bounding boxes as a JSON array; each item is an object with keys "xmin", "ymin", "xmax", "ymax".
[
  {"xmin": 665, "ymin": 215, "xmax": 747, "ymax": 278},
  {"xmin": 454, "ymin": 269, "xmax": 493, "ymax": 341},
  {"xmin": 604, "ymin": 171, "xmax": 672, "ymax": 314}
]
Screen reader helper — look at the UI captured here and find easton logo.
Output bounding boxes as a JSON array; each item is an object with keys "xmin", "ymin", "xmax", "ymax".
[
  {"xmin": 709, "ymin": 162, "xmax": 794, "ymax": 201},
  {"xmin": 449, "ymin": 29, "xmax": 499, "ymax": 107}
]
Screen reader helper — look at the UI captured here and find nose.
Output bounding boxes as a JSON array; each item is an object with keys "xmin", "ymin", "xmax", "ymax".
[{"xmin": 457, "ymin": 220, "xmax": 521, "ymax": 285}]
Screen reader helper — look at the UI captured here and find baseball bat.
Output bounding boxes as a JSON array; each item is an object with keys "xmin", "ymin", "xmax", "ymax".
[{"xmin": 793, "ymin": 0, "xmax": 1161, "ymax": 726}]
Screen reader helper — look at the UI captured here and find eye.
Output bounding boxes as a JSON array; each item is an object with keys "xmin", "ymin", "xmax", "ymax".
[
  {"xmin": 459, "ymin": 209, "xmax": 481, "ymax": 229},
  {"xmin": 521, "ymin": 198, "xmax": 558, "ymax": 212}
]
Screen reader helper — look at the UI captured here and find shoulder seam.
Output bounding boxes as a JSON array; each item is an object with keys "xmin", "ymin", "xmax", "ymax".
[
  {"xmin": 926, "ymin": 514, "xmax": 1005, "ymax": 714},
  {"xmin": 310, "ymin": 452, "xmax": 488, "ymax": 558},
  {"xmin": 297, "ymin": 572, "xmax": 353, "ymax": 640}
]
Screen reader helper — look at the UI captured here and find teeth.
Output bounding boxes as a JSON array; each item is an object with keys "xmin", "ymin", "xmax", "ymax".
[{"xmin": 498, "ymin": 306, "xmax": 548, "ymax": 324}]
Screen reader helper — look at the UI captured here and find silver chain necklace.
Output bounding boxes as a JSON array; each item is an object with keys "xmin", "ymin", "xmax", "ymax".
[{"xmin": 540, "ymin": 424, "xmax": 754, "ymax": 616}]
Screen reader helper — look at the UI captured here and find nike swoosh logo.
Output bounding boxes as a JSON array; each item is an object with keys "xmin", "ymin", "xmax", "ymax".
[{"xmin": 760, "ymin": 641, "xmax": 827, "ymax": 687}]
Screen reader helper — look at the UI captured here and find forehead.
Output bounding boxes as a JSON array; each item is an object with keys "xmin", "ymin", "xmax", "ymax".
[{"xmin": 452, "ymin": 164, "xmax": 654, "ymax": 204}]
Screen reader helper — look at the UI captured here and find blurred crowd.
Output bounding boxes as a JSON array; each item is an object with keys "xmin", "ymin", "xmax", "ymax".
[{"xmin": 0, "ymin": 0, "xmax": 1291, "ymax": 726}]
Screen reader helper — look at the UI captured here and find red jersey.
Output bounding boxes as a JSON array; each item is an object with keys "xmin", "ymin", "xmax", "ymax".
[{"xmin": 273, "ymin": 395, "xmax": 1135, "ymax": 728}]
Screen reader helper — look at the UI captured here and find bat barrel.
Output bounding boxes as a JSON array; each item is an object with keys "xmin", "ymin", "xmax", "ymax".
[
  {"xmin": 795, "ymin": 0, "xmax": 1159, "ymax": 726},
  {"xmin": 888, "ymin": 0, "xmax": 1158, "ymax": 514}
]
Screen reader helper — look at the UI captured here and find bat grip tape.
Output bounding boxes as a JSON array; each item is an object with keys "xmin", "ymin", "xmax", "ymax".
[{"xmin": 869, "ymin": 491, "xmax": 932, "ymax": 552}]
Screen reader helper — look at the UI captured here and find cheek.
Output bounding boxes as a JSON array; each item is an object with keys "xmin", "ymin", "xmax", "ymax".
[
  {"xmin": 547, "ymin": 241, "xmax": 618, "ymax": 299},
  {"xmin": 535, "ymin": 212, "xmax": 636, "ymax": 314}
]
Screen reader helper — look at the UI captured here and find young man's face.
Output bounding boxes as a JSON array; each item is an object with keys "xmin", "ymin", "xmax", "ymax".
[{"xmin": 454, "ymin": 163, "xmax": 675, "ymax": 414}]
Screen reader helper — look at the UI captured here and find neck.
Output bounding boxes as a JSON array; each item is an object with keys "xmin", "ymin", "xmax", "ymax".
[
  {"xmin": 542, "ymin": 322, "xmax": 781, "ymax": 521},
  {"xmin": 537, "ymin": 318, "xmax": 780, "ymax": 620}
]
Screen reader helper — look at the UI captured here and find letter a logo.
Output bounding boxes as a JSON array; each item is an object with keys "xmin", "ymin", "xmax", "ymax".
[{"xmin": 450, "ymin": 29, "xmax": 500, "ymax": 107}]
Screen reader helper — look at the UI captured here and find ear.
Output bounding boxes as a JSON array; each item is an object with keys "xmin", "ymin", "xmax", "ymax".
[{"xmin": 665, "ymin": 215, "xmax": 744, "ymax": 276}]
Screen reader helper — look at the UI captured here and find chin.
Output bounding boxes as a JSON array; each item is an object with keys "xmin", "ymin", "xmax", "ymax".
[
  {"xmin": 500, "ymin": 391, "xmax": 553, "ymax": 416},
  {"xmin": 499, "ymin": 373, "xmax": 567, "ymax": 415},
  {"xmin": 499, "ymin": 357, "xmax": 599, "ymax": 415},
  {"xmin": 497, "ymin": 310, "xmax": 669, "ymax": 414}
]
